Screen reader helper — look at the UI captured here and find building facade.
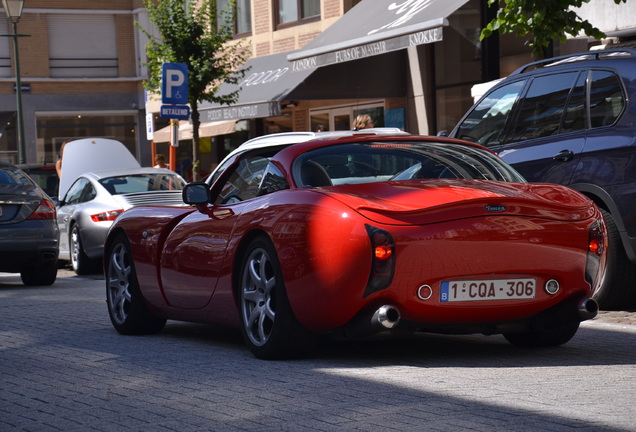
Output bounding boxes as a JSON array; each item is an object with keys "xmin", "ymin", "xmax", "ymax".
[{"xmin": 1, "ymin": 1, "xmax": 149, "ymax": 165}]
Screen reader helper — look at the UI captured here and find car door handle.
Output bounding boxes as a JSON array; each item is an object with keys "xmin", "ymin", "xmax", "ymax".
[{"xmin": 553, "ymin": 150, "xmax": 575, "ymax": 162}]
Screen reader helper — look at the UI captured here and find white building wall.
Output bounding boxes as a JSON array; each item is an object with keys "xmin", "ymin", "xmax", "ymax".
[{"xmin": 573, "ymin": 0, "xmax": 636, "ymax": 36}]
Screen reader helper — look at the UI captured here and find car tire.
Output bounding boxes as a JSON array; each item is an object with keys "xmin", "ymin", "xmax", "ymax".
[
  {"xmin": 20, "ymin": 261, "xmax": 58, "ymax": 286},
  {"xmin": 238, "ymin": 236, "xmax": 313, "ymax": 360},
  {"xmin": 105, "ymin": 233, "xmax": 166, "ymax": 335},
  {"xmin": 594, "ymin": 209, "xmax": 636, "ymax": 310},
  {"xmin": 503, "ymin": 322, "xmax": 580, "ymax": 347},
  {"xmin": 70, "ymin": 224, "xmax": 95, "ymax": 275}
]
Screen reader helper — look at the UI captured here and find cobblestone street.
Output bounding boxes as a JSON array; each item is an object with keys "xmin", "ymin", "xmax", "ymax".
[{"xmin": 1, "ymin": 271, "xmax": 635, "ymax": 431}]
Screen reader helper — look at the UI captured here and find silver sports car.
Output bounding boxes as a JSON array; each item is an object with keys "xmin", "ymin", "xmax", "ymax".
[{"xmin": 57, "ymin": 138, "xmax": 186, "ymax": 274}]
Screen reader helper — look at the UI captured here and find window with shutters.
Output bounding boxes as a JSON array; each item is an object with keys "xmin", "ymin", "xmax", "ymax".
[
  {"xmin": 217, "ymin": 0, "xmax": 252, "ymax": 36},
  {"xmin": 275, "ymin": 0, "xmax": 320, "ymax": 29},
  {"xmin": 0, "ymin": 19, "xmax": 10, "ymax": 78},
  {"xmin": 48, "ymin": 14, "xmax": 118, "ymax": 78}
]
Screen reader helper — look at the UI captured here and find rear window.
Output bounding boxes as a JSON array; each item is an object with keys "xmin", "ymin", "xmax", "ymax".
[
  {"xmin": 293, "ymin": 141, "xmax": 525, "ymax": 188},
  {"xmin": 99, "ymin": 174, "xmax": 185, "ymax": 195},
  {"xmin": 0, "ymin": 168, "xmax": 34, "ymax": 186}
]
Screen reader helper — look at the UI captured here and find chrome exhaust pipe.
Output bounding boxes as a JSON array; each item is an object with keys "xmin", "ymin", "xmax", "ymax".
[
  {"xmin": 343, "ymin": 305, "xmax": 401, "ymax": 339},
  {"xmin": 578, "ymin": 297, "xmax": 599, "ymax": 320},
  {"xmin": 373, "ymin": 305, "xmax": 401, "ymax": 329}
]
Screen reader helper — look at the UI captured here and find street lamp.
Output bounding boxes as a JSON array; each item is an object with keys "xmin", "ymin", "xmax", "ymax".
[{"xmin": 2, "ymin": 0, "xmax": 26, "ymax": 164}]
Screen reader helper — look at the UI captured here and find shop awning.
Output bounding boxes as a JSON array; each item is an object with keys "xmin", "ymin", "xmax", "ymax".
[
  {"xmin": 287, "ymin": 0, "xmax": 469, "ymax": 69},
  {"xmin": 198, "ymin": 51, "xmax": 315, "ymax": 122},
  {"xmin": 153, "ymin": 120, "xmax": 237, "ymax": 143}
]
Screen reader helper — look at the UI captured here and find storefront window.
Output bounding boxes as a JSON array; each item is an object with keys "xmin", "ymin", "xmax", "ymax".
[
  {"xmin": 434, "ymin": 0, "xmax": 482, "ymax": 134},
  {"xmin": 310, "ymin": 113, "xmax": 329, "ymax": 132},
  {"xmin": 310, "ymin": 103, "xmax": 384, "ymax": 132},
  {"xmin": 354, "ymin": 107, "xmax": 384, "ymax": 128},
  {"xmin": 434, "ymin": 0, "xmax": 533, "ymax": 135},
  {"xmin": 0, "ymin": 113, "xmax": 17, "ymax": 164},
  {"xmin": 36, "ymin": 113, "xmax": 138, "ymax": 164}
]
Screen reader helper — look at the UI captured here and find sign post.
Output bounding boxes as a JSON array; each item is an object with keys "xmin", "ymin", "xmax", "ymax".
[{"xmin": 160, "ymin": 63, "xmax": 190, "ymax": 170}]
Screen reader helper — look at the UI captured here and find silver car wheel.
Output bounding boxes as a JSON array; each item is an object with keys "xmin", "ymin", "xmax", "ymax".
[
  {"xmin": 241, "ymin": 247, "xmax": 276, "ymax": 347},
  {"xmin": 70, "ymin": 225, "xmax": 81, "ymax": 270},
  {"xmin": 107, "ymin": 243, "xmax": 132, "ymax": 326}
]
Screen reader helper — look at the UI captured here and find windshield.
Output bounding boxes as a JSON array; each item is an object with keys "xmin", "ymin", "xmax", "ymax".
[
  {"xmin": 99, "ymin": 173, "xmax": 186, "ymax": 195},
  {"xmin": 293, "ymin": 141, "xmax": 525, "ymax": 187}
]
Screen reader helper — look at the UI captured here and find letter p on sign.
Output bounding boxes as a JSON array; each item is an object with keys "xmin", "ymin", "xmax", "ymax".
[{"xmin": 161, "ymin": 63, "xmax": 189, "ymax": 105}]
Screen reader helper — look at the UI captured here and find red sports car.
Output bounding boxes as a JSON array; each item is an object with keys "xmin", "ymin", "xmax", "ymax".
[{"xmin": 104, "ymin": 131, "xmax": 607, "ymax": 359}]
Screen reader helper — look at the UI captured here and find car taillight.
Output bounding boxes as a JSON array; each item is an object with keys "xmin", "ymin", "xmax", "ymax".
[
  {"xmin": 26, "ymin": 199, "xmax": 57, "ymax": 220},
  {"xmin": 364, "ymin": 225, "xmax": 395, "ymax": 297},
  {"xmin": 90, "ymin": 209, "xmax": 124, "ymax": 222},
  {"xmin": 585, "ymin": 218, "xmax": 608, "ymax": 295}
]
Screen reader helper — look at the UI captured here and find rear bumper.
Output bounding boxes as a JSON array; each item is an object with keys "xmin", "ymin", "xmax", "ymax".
[
  {"xmin": 340, "ymin": 294, "xmax": 598, "ymax": 339},
  {"xmin": 406, "ymin": 295, "xmax": 596, "ymax": 335},
  {"xmin": 0, "ymin": 248, "xmax": 59, "ymax": 272},
  {"xmin": 0, "ymin": 224, "xmax": 58, "ymax": 272}
]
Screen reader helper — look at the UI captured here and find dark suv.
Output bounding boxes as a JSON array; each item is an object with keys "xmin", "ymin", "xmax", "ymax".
[{"xmin": 450, "ymin": 47, "xmax": 636, "ymax": 309}]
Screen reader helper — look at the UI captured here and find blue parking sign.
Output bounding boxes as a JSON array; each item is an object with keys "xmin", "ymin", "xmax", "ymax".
[{"xmin": 161, "ymin": 63, "xmax": 189, "ymax": 105}]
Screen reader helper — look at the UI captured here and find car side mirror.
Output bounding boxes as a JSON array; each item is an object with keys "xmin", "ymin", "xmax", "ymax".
[{"xmin": 182, "ymin": 182, "xmax": 210, "ymax": 205}]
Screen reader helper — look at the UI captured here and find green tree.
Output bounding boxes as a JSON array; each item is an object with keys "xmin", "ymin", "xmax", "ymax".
[
  {"xmin": 481, "ymin": 0, "xmax": 628, "ymax": 59},
  {"xmin": 140, "ymin": 0, "xmax": 251, "ymax": 180}
]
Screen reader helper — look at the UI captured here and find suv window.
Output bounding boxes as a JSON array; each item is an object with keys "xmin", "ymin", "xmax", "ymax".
[
  {"xmin": 589, "ymin": 70, "xmax": 625, "ymax": 128},
  {"xmin": 510, "ymin": 72, "xmax": 579, "ymax": 141},
  {"xmin": 454, "ymin": 80, "xmax": 524, "ymax": 146},
  {"xmin": 561, "ymin": 72, "xmax": 587, "ymax": 133}
]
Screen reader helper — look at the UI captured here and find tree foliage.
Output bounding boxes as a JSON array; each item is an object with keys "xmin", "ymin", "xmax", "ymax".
[
  {"xmin": 481, "ymin": 0, "xmax": 628, "ymax": 59},
  {"xmin": 139, "ymin": 0, "xmax": 251, "ymax": 180}
]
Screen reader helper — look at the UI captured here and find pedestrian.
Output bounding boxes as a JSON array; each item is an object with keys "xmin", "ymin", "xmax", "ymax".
[
  {"xmin": 154, "ymin": 153, "xmax": 168, "ymax": 169},
  {"xmin": 55, "ymin": 140, "xmax": 69, "ymax": 178},
  {"xmin": 352, "ymin": 114, "xmax": 374, "ymax": 131}
]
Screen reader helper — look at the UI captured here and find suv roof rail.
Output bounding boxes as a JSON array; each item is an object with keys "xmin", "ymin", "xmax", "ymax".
[{"xmin": 510, "ymin": 47, "xmax": 636, "ymax": 76}]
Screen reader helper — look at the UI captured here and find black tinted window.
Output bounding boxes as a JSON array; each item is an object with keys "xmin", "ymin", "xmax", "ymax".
[
  {"xmin": 589, "ymin": 70, "xmax": 624, "ymax": 128},
  {"xmin": 510, "ymin": 72, "xmax": 578, "ymax": 141},
  {"xmin": 294, "ymin": 141, "xmax": 526, "ymax": 185},
  {"xmin": 561, "ymin": 72, "xmax": 587, "ymax": 133},
  {"xmin": 455, "ymin": 80, "xmax": 525, "ymax": 147},
  {"xmin": 215, "ymin": 156, "xmax": 271, "ymax": 205},
  {"xmin": 0, "ymin": 168, "xmax": 32, "ymax": 185}
]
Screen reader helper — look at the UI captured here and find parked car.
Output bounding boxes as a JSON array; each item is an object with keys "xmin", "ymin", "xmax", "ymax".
[
  {"xmin": 103, "ymin": 131, "xmax": 605, "ymax": 359},
  {"xmin": 17, "ymin": 163, "xmax": 59, "ymax": 205},
  {"xmin": 450, "ymin": 47, "xmax": 636, "ymax": 309},
  {"xmin": 0, "ymin": 162, "xmax": 58, "ymax": 285},
  {"xmin": 57, "ymin": 138, "xmax": 186, "ymax": 274}
]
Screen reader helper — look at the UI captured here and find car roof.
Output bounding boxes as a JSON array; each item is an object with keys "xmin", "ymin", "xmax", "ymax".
[
  {"xmin": 509, "ymin": 47, "xmax": 636, "ymax": 76},
  {"xmin": 226, "ymin": 128, "xmax": 409, "ymax": 158},
  {"xmin": 59, "ymin": 138, "xmax": 140, "ymax": 199}
]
